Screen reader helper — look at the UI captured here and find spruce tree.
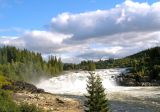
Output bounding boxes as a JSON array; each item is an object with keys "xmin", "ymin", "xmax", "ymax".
[
  {"xmin": 85, "ymin": 72, "xmax": 109, "ymax": 112},
  {"xmin": 85, "ymin": 73, "xmax": 97, "ymax": 112}
]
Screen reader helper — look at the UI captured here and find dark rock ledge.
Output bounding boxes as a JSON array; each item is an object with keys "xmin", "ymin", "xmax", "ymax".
[
  {"xmin": 116, "ymin": 73, "xmax": 160, "ymax": 86},
  {"xmin": 1, "ymin": 80, "xmax": 44, "ymax": 93}
]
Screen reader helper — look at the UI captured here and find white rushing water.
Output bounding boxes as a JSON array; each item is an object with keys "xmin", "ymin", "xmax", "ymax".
[
  {"xmin": 36, "ymin": 68, "xmax": 125, "ymax": 95},
  {"xmin": 36, "ymin": 68, "xmax": 160, "ymax": 112}
]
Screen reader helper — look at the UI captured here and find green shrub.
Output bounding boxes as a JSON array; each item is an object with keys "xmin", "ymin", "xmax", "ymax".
[
  {"xmin": 0, "ymin": 90, "xmax": 19, "ymax": 112},
  {"xmin": 0, "ymin": 90, "xmax": 43, "ymax": 112},
  {"xmin": 0, "ymin": 75, "xmax": 11, "ymax": 88},
  {"xmin": 19, "ymin": 103, "xmax": 43, "ymax": 112}
]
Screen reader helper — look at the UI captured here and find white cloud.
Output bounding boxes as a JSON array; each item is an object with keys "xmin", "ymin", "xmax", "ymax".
[
  {"xmin": 49, "ymin": 1, "xmax": 160, "ymax": 61},
  {"xmin": 0, "ymin": 30, "xmax": 72, "ymax": 53},
  {"xmin": 1, "ymin": 1, "xmax": 160, "ymax": 62},
  {"xmin": 50, "ymin": 1, "xmax": 160, "ymax": 42}
]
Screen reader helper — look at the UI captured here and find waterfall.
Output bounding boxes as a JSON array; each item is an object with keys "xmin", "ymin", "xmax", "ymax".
[{"xmin": 36, "ymin": 68, "xmax": 126, "ymax": 95}]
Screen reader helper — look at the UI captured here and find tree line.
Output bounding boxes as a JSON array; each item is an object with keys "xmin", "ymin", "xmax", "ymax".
[
  {"xmin": 64, "ymin": 60, "xmax": 96, "ymax": 71},
  {"xmin": 0, "ymin": 46, "xmax": 63, "ymax": 82}
]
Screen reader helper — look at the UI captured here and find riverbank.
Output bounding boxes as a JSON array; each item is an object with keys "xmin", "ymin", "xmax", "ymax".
[
  {"xmin": 13, "ymin": 91, "xmax": 83, "ymax": 112},
  {"xmin": 1, "ymin": 80, "xmax": 83, "ymax": 112}
]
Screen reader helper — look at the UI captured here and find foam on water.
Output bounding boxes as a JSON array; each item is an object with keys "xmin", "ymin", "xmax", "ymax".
[{"xmin": 36, "ymin": 68, "xmax": 126, "ymax": 95}]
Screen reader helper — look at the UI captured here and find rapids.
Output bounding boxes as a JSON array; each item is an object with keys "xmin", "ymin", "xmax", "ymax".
[{"xmin": 36, "ymin": 69, "xmax": 160, "ymax": 112}]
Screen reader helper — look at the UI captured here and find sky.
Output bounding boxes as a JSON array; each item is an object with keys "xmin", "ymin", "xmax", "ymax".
[{"xmin": 0, "ymin": 0, "xmax": 160, "ymax": 63}]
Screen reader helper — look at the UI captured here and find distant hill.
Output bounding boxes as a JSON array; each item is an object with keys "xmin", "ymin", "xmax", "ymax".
[
  {"xmin": 126, "ymin": 47, "xmax": 160, "ymax": 60},
  {"xmin": 96, "ymin": 47, "xmax": 160, "ymax": 81},
  {"xmin": 96, "ymin": 46, "xmax": 160, "ymax": 68}
]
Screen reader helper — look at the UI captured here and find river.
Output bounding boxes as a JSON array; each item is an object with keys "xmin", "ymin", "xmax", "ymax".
[{"xmin": 36, "ymin": 69, "xmax": 160, "ymax": 112}]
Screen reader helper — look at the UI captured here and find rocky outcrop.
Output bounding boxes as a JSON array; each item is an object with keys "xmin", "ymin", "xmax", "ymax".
[
  {"xmin": 13, "ymin": 91, "xmax": 83, "ymax": 112},
  {"xmin": 116, "ymin": 73, "xmax": 160, "ymax": 86},
  {"xmin": 2, "ymin": 81, "xmax": 44, "ymax": 93},
  {"xmin": 1, "ymin": 80, "xmax": 83, "ymax": 112}
]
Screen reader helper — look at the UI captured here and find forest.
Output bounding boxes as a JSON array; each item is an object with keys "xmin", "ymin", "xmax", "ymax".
[
  {"xmin": 96, "ymin": 47, "xmax": 160, "ymax": 81},
  {"xmin": 0, "ymin": 46, "xmax": 63, "ymax": 82}
]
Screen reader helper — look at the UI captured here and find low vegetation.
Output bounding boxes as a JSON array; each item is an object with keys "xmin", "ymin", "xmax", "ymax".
[
  {"xmin": 0, "ymin": 75, "xmax": 11, "ymax": 88},
  {"xmin": 0, "ymin": 90, "xmax": 43, "ymax": 112},
  {"xmin": 19, "ymin": 103, "xmax": 43, "ymax": 112}
]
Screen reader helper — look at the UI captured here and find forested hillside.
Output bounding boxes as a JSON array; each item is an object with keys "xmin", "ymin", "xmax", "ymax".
[
  {"xmin": 0, "ymin": 46, "xmax": 63, "ymax": 82},
  {"xmin": 96, "ymin": 47, "xmax": 160, "ymax": 81}
]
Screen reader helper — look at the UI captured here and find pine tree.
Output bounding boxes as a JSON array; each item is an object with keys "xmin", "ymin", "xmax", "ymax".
[{"xmin": 85, "ymin": 72, "xmax": 109, "ymax": 112}]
